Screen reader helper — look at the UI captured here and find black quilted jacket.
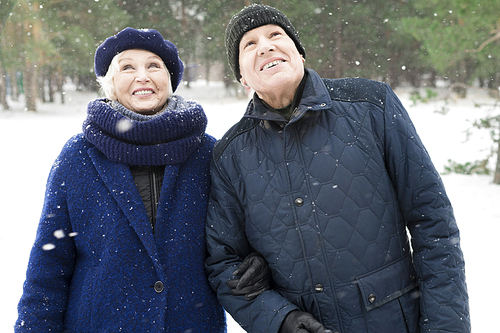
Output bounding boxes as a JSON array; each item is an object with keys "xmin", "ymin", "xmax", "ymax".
[{"xmin": 205, "ymin": 69, "xmax": 470, "ymax": 333}]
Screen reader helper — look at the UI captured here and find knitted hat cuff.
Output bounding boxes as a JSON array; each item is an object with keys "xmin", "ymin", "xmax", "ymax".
[
  {"xmin": 225, "ymin": 4, "xmax": 306, "ymax": 82},
  {"xmin": 94, "ymin": 28, "xmax": 184, "ymax": 92}
]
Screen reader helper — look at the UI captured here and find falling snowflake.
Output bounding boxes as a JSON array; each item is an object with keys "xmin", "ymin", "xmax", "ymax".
[{"xmin": 42, "ymin": 243, "xmax": 56, "ymax": 251}]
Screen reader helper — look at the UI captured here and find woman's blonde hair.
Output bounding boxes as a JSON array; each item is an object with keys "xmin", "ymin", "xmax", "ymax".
[{"xmin": 96, "ymin": 52, "xmax": 173, "ymax": 100}]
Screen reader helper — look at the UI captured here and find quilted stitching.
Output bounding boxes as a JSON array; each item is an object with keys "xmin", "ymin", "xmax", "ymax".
[{"xmin": 206, "ymin": 69, "xmax": 469, "ymax": 333}]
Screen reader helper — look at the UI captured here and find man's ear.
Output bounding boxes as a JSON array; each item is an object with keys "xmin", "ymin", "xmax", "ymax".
[{"xmin": 240, "ymin": 78, "xmax": 248, "ymax": 87}]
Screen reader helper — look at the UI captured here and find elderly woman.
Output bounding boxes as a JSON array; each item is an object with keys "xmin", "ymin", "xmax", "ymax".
[{"xmin": 15, "ymin": 27, "xmax": 269, "ymax": 333}]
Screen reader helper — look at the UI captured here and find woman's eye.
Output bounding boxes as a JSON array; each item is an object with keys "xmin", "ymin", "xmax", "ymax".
[
  {"xmin": 149, "ymin": 63, "xmax": 161, "ymax": 69},
  {"xmin": 122, "ymin": 64, "xmax": 133, "ymax": 70}
]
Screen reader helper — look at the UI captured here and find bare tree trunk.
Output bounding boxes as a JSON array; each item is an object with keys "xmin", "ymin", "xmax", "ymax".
[
  {"xmin": 8, "ymin": 69, "xmax": 19, "ymax": 101},
  {"xmin": 0, "ymin": 67, "xmax": 10, "ymax": 110},
  {"xmin": 205, "ymin": 62, "xmax": 210, "ymax": 84},
  {"xmin": 429, "ymin": 70, "xmax": 437, "ymax": 88},
  {"xmin": 494, "ymin": 137, "xmax": 500, "ymax": 184},
  {"xmin": 24, "ymin": 0, "xmax": 42, "ymax": 111},
  {"xmin": 47, "ymin": 68, "xmax": 56, "ymax": 103},
  {"xmin": 24, "ymin": 62, "xmax": 38, "ymax": 111},
  {"xmin": 48, "ymin": 70, "xmax": 55, "ymax": 102},
  {"xmin": 451, "ymin": 60, "xmax": 469, "ymax": 99},
  {"xmin": 39, "ymin": 71, "xmax": 47, "ymax": 103},
  {"xmin": 180, "ymin": 0, "xmax": 190, "ymax": 88},
  {"xmin": 56, "ymin": 71, "xmax": 64, "ymax": 104}
]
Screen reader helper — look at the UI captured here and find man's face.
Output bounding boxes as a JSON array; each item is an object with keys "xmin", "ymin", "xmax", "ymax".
[{"xmin": 238, "ymin": 24, "xmax": 304, "ymax": 96}]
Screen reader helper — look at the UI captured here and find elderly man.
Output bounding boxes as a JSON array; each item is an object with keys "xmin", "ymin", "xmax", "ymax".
[{"xmin": 206, "ymin": 4, "xmax": 470, "ymax": 333}]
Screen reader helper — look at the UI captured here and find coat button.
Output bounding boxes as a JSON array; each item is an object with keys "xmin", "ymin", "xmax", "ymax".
[
  {"xmin": 154, "ymin": 281, "xmax": 164, "ymax": 293},
  {"xmin": 294, "ymin": 198, "xmax": 304, "ymax": 207},
  {"xmin": 368, "ymin": 294, "xmax": 376, "ymax": 303},
  {"xmin": 314, "ymin": 284, "xmax": 324, "ymax": 293}
]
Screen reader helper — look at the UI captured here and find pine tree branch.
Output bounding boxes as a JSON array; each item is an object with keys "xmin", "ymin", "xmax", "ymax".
[{"xmin": 468, "ymin": 27, "xmax": 500, "ymax": 53}]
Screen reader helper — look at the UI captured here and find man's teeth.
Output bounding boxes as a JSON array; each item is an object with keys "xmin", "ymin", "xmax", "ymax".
[
  {"xmin": 134, "ymin": 90, "xmax": 153, "ymax": 95},
  {"xmin": 263, "ymin": 60, "xmax": 283, "ymax": 70}
]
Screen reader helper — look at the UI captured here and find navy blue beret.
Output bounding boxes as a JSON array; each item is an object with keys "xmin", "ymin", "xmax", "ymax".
[{"xmin": 94, "ymin": 27, "xmax": 184, "ymax": 92}]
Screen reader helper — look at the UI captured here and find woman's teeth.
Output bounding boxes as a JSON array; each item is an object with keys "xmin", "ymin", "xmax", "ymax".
[{"xmin": 134, "ymin": 90, "xmax": 153, "ymax": 95}]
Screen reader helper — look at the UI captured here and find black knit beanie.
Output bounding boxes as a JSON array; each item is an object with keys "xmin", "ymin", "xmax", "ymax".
[{"xmin": 225, "ymin": 4, "xmax": 306, "ymax": 82}]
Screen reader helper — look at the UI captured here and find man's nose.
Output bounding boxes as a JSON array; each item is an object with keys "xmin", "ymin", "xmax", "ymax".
[{"xmin": 258, "ymin": 40, "xmax": 275, "ymax": 55}]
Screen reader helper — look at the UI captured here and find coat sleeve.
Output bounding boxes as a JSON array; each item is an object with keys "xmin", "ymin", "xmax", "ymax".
[
  {"xmin": 205, "ymin": 156, "xmax": 298, "ymax": 333},
  {"xmin": 15, "ymin": 147, "xmax": 76, "ymax": 333},
  {"xmin": 382, "ymin": 85, "xmax": 470, "ymax": 333}
]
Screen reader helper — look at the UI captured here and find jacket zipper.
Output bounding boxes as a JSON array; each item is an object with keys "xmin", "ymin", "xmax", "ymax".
[{"xmin": 149, "ymin": 166, "xmax": 161, "ymax": 232}]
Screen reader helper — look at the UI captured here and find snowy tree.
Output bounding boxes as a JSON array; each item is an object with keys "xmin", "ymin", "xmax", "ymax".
[{"xmin": 400, "ymin": 0, "xmax": 500, "ymax": 94}]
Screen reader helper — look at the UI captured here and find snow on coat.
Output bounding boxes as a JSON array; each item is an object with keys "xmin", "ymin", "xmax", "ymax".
[
  {"xmin": 16, "ymin": 132, "xmax": 225, "ymax": 332},
  {"xmin": 205, "ymin": 69, "xmax": 470, "ymax": 333}
]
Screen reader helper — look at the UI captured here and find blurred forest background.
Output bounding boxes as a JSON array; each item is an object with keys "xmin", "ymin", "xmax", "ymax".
[
  {"xmin": 0, "ymin": 0, "xmax": 499, "ymax": 112},
  {"xmin": 0, "ymin": 0, "xmax": 500, "ymax": 180}
]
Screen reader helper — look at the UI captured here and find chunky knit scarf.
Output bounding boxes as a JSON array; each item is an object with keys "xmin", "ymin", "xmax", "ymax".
[{"xmin": 83, "ymin": 96, "xmax": 207, "ymax": 165}]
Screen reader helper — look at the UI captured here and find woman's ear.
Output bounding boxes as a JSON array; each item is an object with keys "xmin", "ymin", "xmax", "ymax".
[
  {"xmin": 109, "ymin": 89, "xmax": 117, "ymax": 101},
  {"xmin": 240, "ymin": 78, "xmax": 248, "ymax": 87}
]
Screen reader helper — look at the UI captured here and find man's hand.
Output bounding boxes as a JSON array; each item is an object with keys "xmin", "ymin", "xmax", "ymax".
[
  {"xmin": 226, "ymin": 252, "xmax": 272, "ymax": 300},
  {"xmin": 279, "ymin": 311, "xmax": 327, "ymax": 333}
]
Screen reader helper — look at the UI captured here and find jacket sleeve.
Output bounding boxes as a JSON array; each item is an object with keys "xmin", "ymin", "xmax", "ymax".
[
  {"xmin": 205, "ymin": 156, "xmax": 298, "ymax": 333},
  {"xmin": 15, "ymin": 148, "xmax": 76, "ymax": 333},
  {"xmin": 382, "ymin": 85, "xmax": 470, "ymax": 332}
]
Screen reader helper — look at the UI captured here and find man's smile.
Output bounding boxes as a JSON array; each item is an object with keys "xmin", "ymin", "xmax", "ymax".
[{"xmin": 261, "ymin": 59, "xmax": 285, "ymax": 71}]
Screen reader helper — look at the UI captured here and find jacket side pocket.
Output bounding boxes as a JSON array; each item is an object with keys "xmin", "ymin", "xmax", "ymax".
[{"xmin": 356, "ymin": 255, "xmax": 418, "ymax": 311}]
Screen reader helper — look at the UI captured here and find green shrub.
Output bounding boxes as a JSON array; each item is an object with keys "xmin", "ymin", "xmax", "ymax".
[{"xmin": 443, "ymin": 159, "xmax": 491, "ymax": 175}]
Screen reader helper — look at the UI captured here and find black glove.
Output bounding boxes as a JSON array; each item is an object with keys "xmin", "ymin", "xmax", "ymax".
[
  {"xmin": 279, "ymin": 311, "xmax": 327, "ymax": 333},
  {"xmin": 226, "ymin": 252, "xmax": 272, "ymax": 300}
]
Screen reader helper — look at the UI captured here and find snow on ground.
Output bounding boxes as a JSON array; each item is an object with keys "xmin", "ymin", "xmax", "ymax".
[{"xmin": 1, "ymin": 80, "xmax": 499, "ymax": 332}]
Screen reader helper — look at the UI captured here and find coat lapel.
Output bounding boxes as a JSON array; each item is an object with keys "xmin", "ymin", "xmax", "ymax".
[{"xmin": 87, "ymin": 147, "xmax": 160, "ymax": 261}]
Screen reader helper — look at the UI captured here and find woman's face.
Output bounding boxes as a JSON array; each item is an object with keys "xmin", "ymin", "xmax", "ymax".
[{"xmin": 113, "ymin": 49, "xmax": 171, "ymax": 115}]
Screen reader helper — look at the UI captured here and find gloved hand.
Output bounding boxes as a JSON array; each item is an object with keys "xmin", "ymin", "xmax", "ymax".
[
  {"xmin": 226, "ymin": 252, "xmax": 272, "ymax": 300},
  {"xmin": 279, "ymin": 311, "xmax": 327, "ymax": 333}
]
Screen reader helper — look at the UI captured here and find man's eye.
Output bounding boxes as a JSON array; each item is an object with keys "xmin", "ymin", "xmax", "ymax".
[
  {"xmin": 244, "ymin": 41, "xmax": 255, "ymax": 48},
  {"xmin": 271, "ymin": 32, "xmax": 281, "ymax": 37}
]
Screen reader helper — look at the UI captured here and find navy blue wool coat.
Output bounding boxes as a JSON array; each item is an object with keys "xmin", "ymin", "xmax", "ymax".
[
  {"xmin": 16, "ymin": 132, "xmax": 226, "ymax": 332},
  {"xmin": 206, "ymin": 69, "xmax": 470, "ymax": 333}
]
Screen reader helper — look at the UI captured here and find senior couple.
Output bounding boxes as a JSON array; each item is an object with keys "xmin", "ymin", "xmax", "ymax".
[{"xmin": 15, "ymin": 4, "xmax": 470, "ymax": 333}]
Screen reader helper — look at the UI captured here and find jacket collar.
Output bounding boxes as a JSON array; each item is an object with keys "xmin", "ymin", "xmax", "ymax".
[{"xmin": 244, "ymin": 68, "xmax": 332, "ymax": 123}]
